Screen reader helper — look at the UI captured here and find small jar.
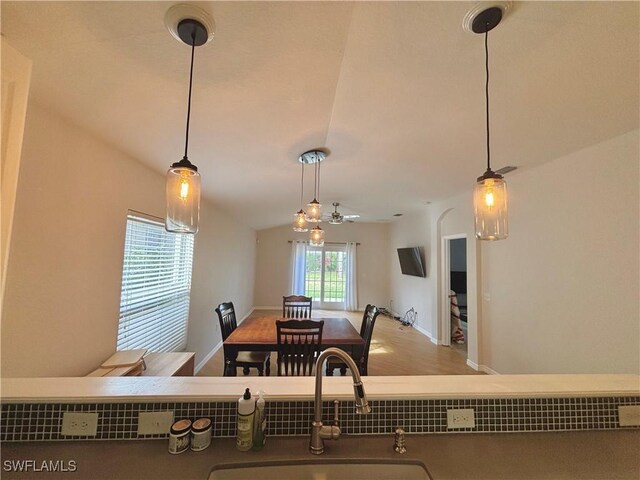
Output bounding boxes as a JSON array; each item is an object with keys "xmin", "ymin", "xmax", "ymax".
[
  {"xmin": 168, "ymin": 419, "xmax": 191, "ymax": 454},
  {"xmin": 190, "ymin": 418, "xmax": 212, "ymax": 451}
]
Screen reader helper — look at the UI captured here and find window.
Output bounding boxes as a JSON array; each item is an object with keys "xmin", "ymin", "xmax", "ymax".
[
  {"xmin": 304, "ymin": 244, "xmax": 347, "ymax": 309},
  {"xmin": 117, "ymin": 211, "xmax": 194, "ymax": 352}
]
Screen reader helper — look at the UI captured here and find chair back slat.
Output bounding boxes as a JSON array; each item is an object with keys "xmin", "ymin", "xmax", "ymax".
[
  {"xmin": 276, "ymin": 319, "xmax": 324, "ymax": 376},
  {"xmin": 282, "ymin": 295, "xmax": 312, "ymax": 319},
  {"xmin": 215, "ymin": 302, "xmax": 237, "ymax": 342}
]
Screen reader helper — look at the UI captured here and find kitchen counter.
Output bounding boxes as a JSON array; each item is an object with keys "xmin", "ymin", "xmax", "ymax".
[{"xmin": 2, "ymin": 430, "xmax": 638, "ymax": 479}]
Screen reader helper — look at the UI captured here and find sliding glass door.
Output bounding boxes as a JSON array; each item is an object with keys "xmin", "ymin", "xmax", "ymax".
[{"xmin": 304, "ymin": 245, "xmax": 346, "ymax": 310}]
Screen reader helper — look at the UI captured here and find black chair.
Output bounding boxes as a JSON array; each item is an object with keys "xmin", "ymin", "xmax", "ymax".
[
  {"xmin": 282, "ymin": 295, "xmax": 312, "ymax": 319},
  {"xmin": 276, "ymin": 319, "xmax": 324, "ymax": 376},
  {"xmin": 326, "ymin": 305, "xmax": 380, "ymax": 376},
  {"xmin": 215, "ymin": 302, "xmax": 270, "ymax": 376}
]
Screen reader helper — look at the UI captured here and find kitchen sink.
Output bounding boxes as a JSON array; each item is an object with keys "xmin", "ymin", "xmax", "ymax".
[{"xmin": 208, "ymin": 459, "xmax": 433, "ymax": 480}]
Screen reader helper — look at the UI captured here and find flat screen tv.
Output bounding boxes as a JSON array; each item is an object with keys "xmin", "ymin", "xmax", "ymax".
[{"xmin": 397, "ymin": 247, "xmax": 426, "ymax": 277}]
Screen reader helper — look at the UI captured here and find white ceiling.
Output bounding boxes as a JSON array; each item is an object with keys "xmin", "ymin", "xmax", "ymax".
[{"xmin": 2, "ymin": 1, "xmax": 638, "ymax": 229}]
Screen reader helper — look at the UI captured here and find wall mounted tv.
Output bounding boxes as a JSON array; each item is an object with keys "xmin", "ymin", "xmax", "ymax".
[{"xmin": 397, "ymin": 247, "xmax": 426, "ymax": 277}]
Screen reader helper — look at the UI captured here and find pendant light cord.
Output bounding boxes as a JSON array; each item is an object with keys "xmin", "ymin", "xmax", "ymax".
[
  {"xmin": 485, "ymin": 26, "xmax": 491, "ymax": 172},
  {"xmin": 183, "ymin": 33, "xmax": 197, "ymax": 159},
  {"xmin": 300, "ymin": 161, "xmax": 305, "ymax": 208},
  {"xmin": 317, "ymin": 156, "xmax": 321, "ymax": 202}
]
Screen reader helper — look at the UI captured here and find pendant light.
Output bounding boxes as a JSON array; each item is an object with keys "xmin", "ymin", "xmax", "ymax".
[
  {"xmin": 292, "ymin": 161, "xmax": 308, "ymax": 232},
  {"xmin": 165, "ymin": 6, "xmax": 214, "ymax": 234},
  {"xmin": 309, "ymin": 224, "xmax": 325, "ymax": 247},
  {"xmin": 301, "ymin": 150, "xmax": 325, "ymax": 223},
  {"xmin": 468, "ymin": 5, "xmax": 509, "ymax": 241}
]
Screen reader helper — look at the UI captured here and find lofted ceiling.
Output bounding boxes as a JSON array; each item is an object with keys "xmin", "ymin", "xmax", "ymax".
[{"xmin": 2, "ymin": 1, "xmax": 638, "ymax": 229}]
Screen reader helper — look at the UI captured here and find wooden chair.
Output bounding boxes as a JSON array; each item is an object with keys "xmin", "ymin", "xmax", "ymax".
[
  {"xmin": 282, "ymin": 295, "xmax": 312, "ymax": 319},
  {"xmin": 215, "ymin": 302, "xmax": 270, "ymax": 376},
  {"xmin": 276, "ymin": 319, "xmax": 324, "ymax": 376},
  {"xmin": 326, "ymin": 305, "xmax": 380, "ymax": 376}
]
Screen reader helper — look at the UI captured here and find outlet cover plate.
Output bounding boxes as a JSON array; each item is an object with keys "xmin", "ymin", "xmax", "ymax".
[
  {"xmin": 618, "ymin": 405, "xmax": 640, "ymax": 426},
  {"xmin": 447, "ymin": 408, "xmax": 476, "ymax": 429},
  {"xmin": 61, "ymin": 412, "xmax": 99, "ymax": 436},
  {"xmin": 138, "ymin": 411, "xmax": 174, "ymax": 435}
]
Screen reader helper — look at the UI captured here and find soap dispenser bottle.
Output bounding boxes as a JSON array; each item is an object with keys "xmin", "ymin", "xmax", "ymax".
[
  {"xmin": 236, "ymin": 388, "xmax": 255, "ymax": 451},
  {"xmin": 252, "ymin": 390, "xmax": 266, "ymax": 451}
]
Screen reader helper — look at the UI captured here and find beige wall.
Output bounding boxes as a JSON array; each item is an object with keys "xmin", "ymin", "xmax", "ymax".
[
  {"xmin": 186, "ymin": 203, "xmax": 256, "ymax": 369},
  {"xmin": 389, "ymin": 131, "xmax": 639, "ymax": 375},
  {"xmin": 388, "ymin": 212, "xmax": 433, "ymax": 333},
  {"xmin": 254, "ymin": 222, "xmax": 390, "ymax": 309},
  {"xmin": 427, "ymin": 193, "xmax": 480, "ymax": 367},
  {"xmin": 1, "ymin": 103, "xmax": 256, "ymax": 377},
  {"xmin": 480, "ymin": 130, "xmax": 639, "ymax": 374}
]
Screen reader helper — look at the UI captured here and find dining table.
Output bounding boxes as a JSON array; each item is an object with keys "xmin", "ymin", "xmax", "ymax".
[{"xmin": 223, "ymin": 315, "xmax": 364, "ymax": 376}]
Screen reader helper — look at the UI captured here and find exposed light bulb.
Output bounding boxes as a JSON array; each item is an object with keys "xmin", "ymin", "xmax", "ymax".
[{"xmin": 180, "ymin": 176, "xmax": 190, "ymax": 201}]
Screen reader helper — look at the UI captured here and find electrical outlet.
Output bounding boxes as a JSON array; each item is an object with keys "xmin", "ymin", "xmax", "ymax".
[
  {"xmin": 447, "ymin": 408, "xmax": 475, "ymax": 429},
  {"xmin": 137, "ymin": 411, "xmax": 174, "ymax": 435},
  {"xmin": 61, "ymin": 412, "xmax": 99, "ymax": 436},
  {"xmin": 618, "ymin": 405, "xmax": 640, "ymax": 426}
]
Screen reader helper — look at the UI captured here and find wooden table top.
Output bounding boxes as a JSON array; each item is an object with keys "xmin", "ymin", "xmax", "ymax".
[{"xmin": 224, "ymin": 315, "xmax": 363, "ymax": 347}]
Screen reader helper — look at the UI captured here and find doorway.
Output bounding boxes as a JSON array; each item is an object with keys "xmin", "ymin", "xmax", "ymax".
[
  {"xmin": 304, "ymin": 244, "xmax": 347, "ymax": 310},
  {"xmin": 442, "ymin": 235, "xmax": 468, "ymax": 360}
]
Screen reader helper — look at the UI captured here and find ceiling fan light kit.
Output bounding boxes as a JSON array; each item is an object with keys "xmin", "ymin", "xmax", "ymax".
[
  {"xmin": 468, "ymin": 2, "xmax": 510, "ymax": 241},
  {"xmin": 165, "ymin": 4, "xmax": 215, "ymax": 234}
]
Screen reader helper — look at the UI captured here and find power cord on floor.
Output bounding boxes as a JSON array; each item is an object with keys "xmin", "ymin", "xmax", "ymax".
[{"xmin": 400, "ymin": 307, "xmax": 417, "ymax": 328}]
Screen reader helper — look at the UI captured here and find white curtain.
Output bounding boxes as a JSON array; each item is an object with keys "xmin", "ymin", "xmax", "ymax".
[
  {"xmin": 344, "ymin": 241, "xmax": 358, "ymax": 311},
  {"xmin": 289, "ymin": 241, "xmax": 307, "ymax": 295}
]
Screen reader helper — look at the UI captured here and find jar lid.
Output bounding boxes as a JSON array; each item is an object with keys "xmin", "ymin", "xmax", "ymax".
[
  {"xmin": 192, "ymin": 418, "xmax": 211, "ymax": 432},
  {"xmin": 170, "ymin": 419, "xmax": 191, "ymax": 434}
]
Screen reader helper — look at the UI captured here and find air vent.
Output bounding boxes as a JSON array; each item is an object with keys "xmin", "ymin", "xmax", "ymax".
[{"xmin": 495, "ymin": 166, "xmax": 517, "ymax": 175}]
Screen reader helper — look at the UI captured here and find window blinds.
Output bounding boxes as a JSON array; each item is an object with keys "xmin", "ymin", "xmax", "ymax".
[{"xmin": 117, "ymin": 212, "xmax": 194, "ymax": 352}]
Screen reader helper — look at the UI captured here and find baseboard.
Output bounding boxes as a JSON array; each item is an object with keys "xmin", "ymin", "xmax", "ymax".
[
  {"xmin": 466, "ymin": 360, "xmax": 499, "ymax": 375},
  {"xmin": 466, "ymin": 359, "xmax": 479, "ymax": 371},
  {"xmin": 194, "ymin": 307, "xmax": 255, "ymax": 374},
  {"xmin": 412, "ymin": 323, "xmax": 439, "ymax": 345},
  {"xmin": 479, "ymin": 364, "xmax": 500, "ymax": 375},
  {"xmin": 195, "ymin": 340, "xmax": 223, "ymax": 374},
  {"xmin": 253, "ymin": 306, "xmax": 280, "ymax": 311}
]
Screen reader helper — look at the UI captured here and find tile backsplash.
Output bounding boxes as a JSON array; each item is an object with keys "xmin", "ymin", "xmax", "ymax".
[{"xmin": 2, "ymin": 396, "xmax": 639, "ymax": 442}]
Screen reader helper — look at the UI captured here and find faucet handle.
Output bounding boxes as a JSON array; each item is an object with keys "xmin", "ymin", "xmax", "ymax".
[{"xmin": 394, "ymin": 427, "xmax": 407, "ymax": 454}]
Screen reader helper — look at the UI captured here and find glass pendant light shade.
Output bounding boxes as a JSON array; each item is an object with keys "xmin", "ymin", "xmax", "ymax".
[
  {"xmin": 293, "ymin": 209, "xmax": 309, "ymax": 232},
  {"xmin": 306, "ymin": 199, "xmax": 322, "ymax": 222},
  {"xmin": 474, "ymin": 172, "xmax": 508, "ymax": 240},
  {"xmin": 470, "ymin": 8, "xmax": 510, "ymax": 241},
  {"xmin": 164, "ymin": 11, "xmax": 212, "ymax": 235},
  {"xmin": 309, "ymin": 224, "xmax": 325, "ymax": 247},
  {"xmin": 166, "ymin": 160, "xmax": 201, "ymax": 234}
]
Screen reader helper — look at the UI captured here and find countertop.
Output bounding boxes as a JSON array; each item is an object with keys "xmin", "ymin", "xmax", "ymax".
[
  {"xmin": 2, "ymin": 430, "xmax": 638, "ymax": 479},
  {"xmin": 3, "ymin": 374, "xmax": 639, "ymax": 403}
]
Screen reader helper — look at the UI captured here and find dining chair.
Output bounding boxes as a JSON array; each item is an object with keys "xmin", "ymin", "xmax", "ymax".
[
  {"xmin": 276, "ymin": 319, "xmax": 324, "ymax": 376},
  {"xmin": 326, "ymin": 304, "xmax": 380, "ymax": 376},
  {"xmin": 215, "ymin": 302, "xmax": 270, "ymax": 376},
  {"xmin": 282, "ymin": 295, "xmax": 312, "ymax": 319}
]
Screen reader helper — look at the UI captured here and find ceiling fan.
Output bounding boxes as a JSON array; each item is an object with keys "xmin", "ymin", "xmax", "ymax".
[{"xmin": 322, "ymin": 202, "xmax": 360, "ymax": 224}]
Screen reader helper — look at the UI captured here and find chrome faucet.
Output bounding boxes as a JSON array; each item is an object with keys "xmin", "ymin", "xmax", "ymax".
[{"xmin": 310, "ymin": 347, "xmax": 371, "ymax": 455}]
